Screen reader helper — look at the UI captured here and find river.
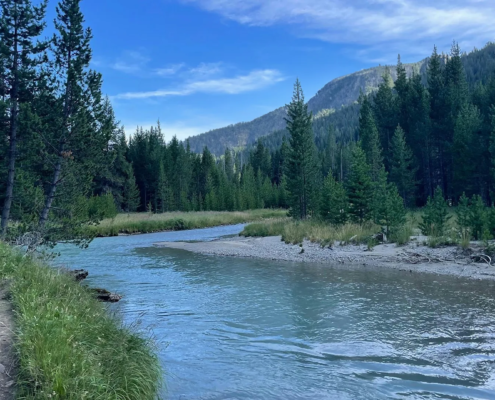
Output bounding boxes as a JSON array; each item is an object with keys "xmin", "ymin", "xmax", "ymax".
[{"xmin": 56, "ymin": 224, "xmax": 495, "ymax": 399}]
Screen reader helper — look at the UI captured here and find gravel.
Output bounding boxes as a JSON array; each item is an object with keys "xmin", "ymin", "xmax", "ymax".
[{"xmin": 155, "ymin": 235, "xmax": 495, "ymax": 281}]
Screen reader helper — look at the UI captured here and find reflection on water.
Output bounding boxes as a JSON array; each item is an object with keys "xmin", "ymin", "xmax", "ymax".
[{"xmin": 56, "ymin": 225, "xmax": 495, "ymax": 399}]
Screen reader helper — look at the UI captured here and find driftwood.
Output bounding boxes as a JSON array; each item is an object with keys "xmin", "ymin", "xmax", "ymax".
[{"xmin": 471, "ymin": 254, "xmax": 492, "ymax": 265}]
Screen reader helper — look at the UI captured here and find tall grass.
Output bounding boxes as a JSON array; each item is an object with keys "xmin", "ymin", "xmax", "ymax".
[
  {"xmin": 88, "ymin": 209, "xmax": 287, "ymax": 237},
  {"xmin": 241, "ymin": 219, "xmax": 380, "ymax": 246},
  {"xmin": 0, "ymin": 243, "xmax": 162, "ymax": 399}
]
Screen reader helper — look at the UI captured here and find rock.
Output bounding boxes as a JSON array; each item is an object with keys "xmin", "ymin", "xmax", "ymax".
[
  {"xmin": 91, "ymin": 288, "xmax": 122, "ymax": 303},
  {"xmin": 0, "ymin": 363, "xmax": 5, "ymax": 374},
  {"xmin": 72, "ymin": 269, "xmax": 89, "ymax": 281}
]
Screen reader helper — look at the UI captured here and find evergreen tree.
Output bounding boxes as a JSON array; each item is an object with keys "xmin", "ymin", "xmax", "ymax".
[
  {"xmin": 389, "ymin": 125, "xmax": 417, "ymax": 206},
  {"xmin": 372, "ymin": 69, "xmax": 398, "ymax": 163},
  {"xmin": 452, "ymin": 104, "xmax": 481, "ymax": 198},
  {"xmin": 122, "ymin": 169, "xmax": 140, "ymax": 212},
  {"xmin": 456, "ymin": 193, "xmax": 471, "ymax": 239},
  {"xmin": 284, "ymin": 79, "xmax": 319, "ymax": 219},
  {"xmin": 320, "ymin": 172, "xmax": 348, "ymax": 225},
  {"xmin": 346, "ymin": 144, "xmax": 373, "ymax": 224},
  {"xmin": 376, "ymin": 181, "xmax": 406, "ymax": 238},
  {"xmin": 0, "ymin": 0, "xmax": 48, "ymax": 236},
  {"xmin": 39, "ymin": 0, "xmax": 94, "ymax": 229},
  {"xmin": 419, "ymin": 186, "xmax": 451, "ymax": 237},
  {"xmin": 395, "ymin": 55, "xmax": 409, "ymax": 131},
  {"xmin": 359, "ymin": 96, "xmax": 383, "ymax": 181},
  {"xmin": 321, "ymin": 125, "xmax": 337, "ymax": 178},
  {"xmin": 468, "ymin": 194, "xmax": 486, "ymax": 240}
]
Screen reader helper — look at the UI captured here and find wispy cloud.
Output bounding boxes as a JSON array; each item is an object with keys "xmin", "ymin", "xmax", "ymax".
[
  {"xmin": 111, "ymin": 50, "xmax": 150, "ymax": 74},
  {"xmin": 154, "ymin": 63, "xmax": 185, "ymax": 76},
  {"xmin": 187, "ymin": 62, "xmax": 223, "ymax": 78},
  {"xmin": 112, "ymin": 69, "xmax": 284, "ymax": 100},
  {"xmin": 182, "ymin": 0, "xmax": 495, "ymax": 58}
]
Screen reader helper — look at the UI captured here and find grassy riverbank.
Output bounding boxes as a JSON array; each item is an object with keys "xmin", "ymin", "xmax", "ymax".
[
  {"xmin": 241, "ymin": 219, "xmax": 384, "ymax": 246},
  {"xmin": 89, "ymin": 209, "xmax": 287, "ymax": 237},
  {"xmin": 241, "ymin": 210, "xmax": 470, "ymax": 249},
  {"xmin": 0, "ymin": 243, "xmax": 161, "ymax": 399}
]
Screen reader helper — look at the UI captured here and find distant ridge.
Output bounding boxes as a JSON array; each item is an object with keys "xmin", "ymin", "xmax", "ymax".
[{"xmin": 186, "ymin": 43, "xmax": 495, "ymax": 156}]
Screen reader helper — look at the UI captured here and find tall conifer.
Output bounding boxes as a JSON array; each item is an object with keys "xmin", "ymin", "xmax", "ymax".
[
  {"xmin": 0, "ymin": 0, "xmax": 47, "ymax": 236},
  {"xmin": 284, "ymin": 79, "xmax": 319, "ymax": 219}
]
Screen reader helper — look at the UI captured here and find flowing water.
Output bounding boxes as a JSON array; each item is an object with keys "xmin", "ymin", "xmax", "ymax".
[{"xmin": 56, "ymin": 225, "xmax": 495, "ymax": 399}]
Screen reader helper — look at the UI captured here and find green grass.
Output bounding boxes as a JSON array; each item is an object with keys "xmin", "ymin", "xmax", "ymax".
[
  {"xmin": 87, "ymin": 209, "xmax": 287, "ymax": 237},
  {"xmin": 0, "ymin": 243, "xmax": 162, "ymax": 399},
  {"xmin": 241, "ymin": 219, "xmax": 380, "ymax": 246}
]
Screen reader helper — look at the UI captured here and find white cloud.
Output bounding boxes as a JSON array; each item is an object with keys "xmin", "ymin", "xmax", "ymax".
[
  {"xmin": 155, "ymin": 63, "xmax": 185, "ymax": 76},
  {"xmin": 182, "ymin": 0, "xmax": 495, "ymax": 58},
  {"xmin": 111, "ymin": 50, "xmax": 150, "ymax": 74},
  {"xmin": 187, "ymin": 62, "xmax": 223, "ymax": 78},
  {"xmin": 111, "ymin": 69, "xmax": 284, "ymax": 100}
]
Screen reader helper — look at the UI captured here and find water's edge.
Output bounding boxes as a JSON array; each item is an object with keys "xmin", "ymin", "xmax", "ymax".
[{"xmin": 56, "ymin": 224, "xmax": 495, "ymax": 400}]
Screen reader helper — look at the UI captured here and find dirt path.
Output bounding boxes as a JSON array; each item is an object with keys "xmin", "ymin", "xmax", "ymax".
[{"xmin": 0, "ymin": 281, "xmax": 15, "ymax": 400}]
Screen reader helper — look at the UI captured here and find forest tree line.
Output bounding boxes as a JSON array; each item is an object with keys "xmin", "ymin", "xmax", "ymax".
[{"xmin": 2, "ymin": 0, "xmax": 495, "ymax": 244}]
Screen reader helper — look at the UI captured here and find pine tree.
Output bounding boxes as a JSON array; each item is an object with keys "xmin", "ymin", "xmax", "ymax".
[
  {"xmin": 122, "ymin": 170, "xmax": 140, "ymax": 212},
  {"xmin": 406, "ymin": 73, "xmax": 433, "ymax": 202},
  {"xmin": 419, "ymin": 186, "xmax": 451, "ymax": 237},
  {"xmin": 284, "ymin": 79, "xmax": 319, "ymax": 219},
  {"xmin": 377, "ymin": 181, "xmax": 406, "ymax": 238},
  {"xmin": 389, "ymin": 125, "xmax": 417, "ymax": 206},
  {"xmin": 39, "ymin": 0, "xmax": 94, "ymax": 229},
  {"xmin": 0, "ymin": 0, "xmax": 48, "ymax": 236},
  {"xmin": 346, "ymin": 144, "xmax": 373, "ymax": 224},
  {"xmin": 321, "ymin": 125, "xmax": 337, "ymax": 178},
  {"xmin": 320, "ymin": 172, "xmax": 348, "ymax": 225},
  {"xmin": 456, "ymin": 193, "xmax": 471, "ymax": 239},
  {"xmin": 359, "ymin": 96, "xmax": 383, "ymax": 181},
  {"xmin": 468, "ymin": 195, "xmax": 486, "ymax": 240},
  {"xmin": 372, "ymin": 69, "xmax": 398, "ymax": 163},
  {"xmin": 453, "ymin": 104, "xmax": 481, "ymax": 198},
  {"xmin": 427, "ymin": 46, "xmax": 448, "ymax": 194},
  {"xmin": 395, "ymin": 54, "xmax": 409, "ymax": 131}
]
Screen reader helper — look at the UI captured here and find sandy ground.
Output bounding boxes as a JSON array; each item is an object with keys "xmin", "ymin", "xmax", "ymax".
[
  {"xmin": 0, "ymin": 281, "xmax": 15, "ymax": 400},
  {"xmin": 156, "ymin": 235, "xmax": 495, "ymax": 281}
]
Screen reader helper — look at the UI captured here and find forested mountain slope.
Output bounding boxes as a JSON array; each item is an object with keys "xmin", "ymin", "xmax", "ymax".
[
  {"xmin": 187, "ymin": 44, "xmax": 495, "ymax": 156},
  {"xmin": 187, "ymin": 62, "xmax": 425, "ymax": 155}
]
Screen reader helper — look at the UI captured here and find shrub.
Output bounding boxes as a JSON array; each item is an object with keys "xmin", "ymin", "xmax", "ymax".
[{"xmin": 419, "ymin": 187, "xmax": 451, "ymax": 237}]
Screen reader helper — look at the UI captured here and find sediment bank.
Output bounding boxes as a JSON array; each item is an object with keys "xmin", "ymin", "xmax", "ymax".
[{"xmin": 156, "ymin": 235, "xmax": 495, "ymax": 281}]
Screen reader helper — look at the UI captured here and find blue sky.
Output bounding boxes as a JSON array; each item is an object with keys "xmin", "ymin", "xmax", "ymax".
[{"xmin": 68, "ymin": 0, "xmax": 495, "ymax": 141}]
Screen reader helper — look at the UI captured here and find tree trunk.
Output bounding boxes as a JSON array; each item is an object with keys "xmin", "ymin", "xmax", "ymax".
[
  {"xmin": 39, "ymin": 154, "xmax": 62, "ymax": 229},
  {"xmin": 1, "ymin": 102, "xmax": 18, "ymax": 237},
  {"xmin": 1, "ymin": 26, "xmax": 19, "ymax": 238}
]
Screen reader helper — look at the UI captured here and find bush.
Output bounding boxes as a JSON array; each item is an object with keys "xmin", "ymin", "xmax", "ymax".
[
  {"xmin": 419, "ymin": 187, "xmax": 451, "ymax": 237},
  {"xmin": 88, "ymin": 193, "xmax": 118, "ymax": 220}
]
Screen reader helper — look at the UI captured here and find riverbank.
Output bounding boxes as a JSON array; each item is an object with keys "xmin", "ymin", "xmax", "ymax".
[
  {"xmin": 0, "ymin": 243, "xmax": 162, "ymax": 399},
  {"xmin": 156, "ymin": 235, "xmax": 495, "ymax": 281},
  {"xmin": 88, "ymin": 209, "xmax": 287, "ymax": 237}
]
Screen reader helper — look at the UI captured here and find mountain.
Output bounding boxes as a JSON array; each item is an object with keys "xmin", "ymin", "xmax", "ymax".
[
  {"xmin": 186, "ymin": 43, "xmax": 495, "ymax": 156},
  {"xmin": 186, "ymin": 62, "xmax": 425, "ymax": 155}
]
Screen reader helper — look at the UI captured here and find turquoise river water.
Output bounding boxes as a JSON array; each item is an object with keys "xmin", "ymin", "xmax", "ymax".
[{"xmin": 56, "ymin": 224, "xmax": 495, "ymax": 399}]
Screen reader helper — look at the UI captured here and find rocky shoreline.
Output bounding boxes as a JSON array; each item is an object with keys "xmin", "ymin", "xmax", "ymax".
[{"xmin": 156, "ymin": 235, "xmax": 495, "ymax": 281}]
